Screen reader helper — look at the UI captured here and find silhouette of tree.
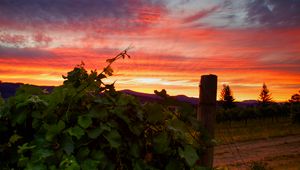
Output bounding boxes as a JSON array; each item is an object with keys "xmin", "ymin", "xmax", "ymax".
[
  {"xmin": 289, "ymin": 90, "xmax": 300, "ymax": 103},
  {"xmin": 219, "ymin": 84, "xmax": 235, "ymax": 109},
  {"xmin": 154, "ymin": 89, "xmax": 169, "ymax": 98},
  {"xmin": 258, "ymin": 83, "xmax": 272, "ymax": 106}
]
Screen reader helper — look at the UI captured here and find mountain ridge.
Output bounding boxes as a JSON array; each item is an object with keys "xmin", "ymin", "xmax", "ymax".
[{"xmin": 0, "ymin": 82, "xmax": 258, "ymax": 106}]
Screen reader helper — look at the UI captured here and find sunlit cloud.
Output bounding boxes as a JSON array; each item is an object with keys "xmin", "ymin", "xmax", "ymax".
[{"xmin": 0, "ymin": 0, "xmax": 299, "ymax": 101}]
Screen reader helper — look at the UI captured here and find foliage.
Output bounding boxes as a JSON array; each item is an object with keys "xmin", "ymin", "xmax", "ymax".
[
  {"xmin": 0, "ymin": 93, "xmax": 4, "ymax": 106},
  {"xmin": 154, "ymin": 89, "xmax": 169, "ymax": 98},
  {"xmin": 258, "ymin": 83, "xmax": 272, "ymax": 106},
  {"xmin": 289, "ymin": 90, "xmax": 300, "ymax": 123},
  {"xmin": 290, "ymin": 103, "xmax": 300, "ymax": 123},
  {"xmin": 216, "ymin": 103, "xmax": 291, "ymax": 125},
  {"xmin": 0, "ymin": 50, "xmax": 209, "ymax": 169},
  {"xmin": 219, "ymin": 85, "xmax": 235, "ymax": 110},
  {"xmin": 289, "ymin": 92, "xmax": 300, "ymax": 103}
]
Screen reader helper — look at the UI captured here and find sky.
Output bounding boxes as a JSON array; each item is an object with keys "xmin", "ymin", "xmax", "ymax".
[{"xmin": 0, "ymin": 0, "xmax": 299, "ymax": 101}]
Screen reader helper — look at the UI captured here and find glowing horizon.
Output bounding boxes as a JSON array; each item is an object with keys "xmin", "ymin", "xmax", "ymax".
[{"xmin": 0, "ymin": 0, "xmax": 299, "ymax": 102}]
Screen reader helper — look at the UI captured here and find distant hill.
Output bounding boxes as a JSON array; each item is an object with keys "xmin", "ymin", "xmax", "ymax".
[
  {"xmin": 121, "ymin": 89, "xmax": 199, "ymax": 105},
  {"xmin": 0, "ymin": 82, "xmax": 54, "ymax": 99},
  {"xmin": 0, "ymin": 82, "xmax": 258, "ymax": 106}
]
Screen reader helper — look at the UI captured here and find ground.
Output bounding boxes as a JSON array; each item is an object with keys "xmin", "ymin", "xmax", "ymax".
[{"xmin": 214, "ymin": 118, "xmax": 300, "ymax": 170}]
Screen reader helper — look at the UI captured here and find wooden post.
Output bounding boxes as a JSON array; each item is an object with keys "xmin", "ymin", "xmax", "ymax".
[{"xmin": 197, "ymin": 74, "xmax": 217, "ymax": 168}]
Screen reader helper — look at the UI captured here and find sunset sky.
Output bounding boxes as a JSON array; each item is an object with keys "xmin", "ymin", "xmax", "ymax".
[{"xmin": 0, "ymin": 0, "xmax": 299, "ymax": 101}]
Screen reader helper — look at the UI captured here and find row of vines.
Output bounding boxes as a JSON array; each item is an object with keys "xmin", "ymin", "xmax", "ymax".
[{"xmin": 0, "ymin": 51, "xmax": 211, "ymax": 170}]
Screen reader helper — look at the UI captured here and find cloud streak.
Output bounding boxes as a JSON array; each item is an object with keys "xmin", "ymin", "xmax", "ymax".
[
  {"xmin": 0, "ymin": 0, "xmax": 166, "ymax": 31},
  {"xmin": 246, "ymin": 0, "xmax": 300, "ymax": 28},
  {"xmin": 0, "ymin": 0, "xmax": 299, "ymax": 101}
]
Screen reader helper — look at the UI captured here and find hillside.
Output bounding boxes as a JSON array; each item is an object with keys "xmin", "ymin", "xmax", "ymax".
[{"xmin": 0, "ymin": 82, "xmax": 258, "ymax": 107}]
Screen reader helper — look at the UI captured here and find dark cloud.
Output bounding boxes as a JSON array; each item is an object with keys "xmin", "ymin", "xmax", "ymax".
[
  {"xmin": 246, "ymin": 0, "xmax": 300, "ymax": 27},
  {"xmin": 33, "ymin": 33, "xmax": 52, "ymax": 47},
  {"xmin": 0, "ymin": 0, "xmax": 166, "ymax": 31},
  {"xmin": 183, "ymin": 6, "xmax": 219, "ymax": 23},
  {"xmin": 0, "ymin": 46, "xmax": 56, "ymax": 58},
  {"xmin": 0, "ymin": 33, "xmax": 27, "ymax": 46}
]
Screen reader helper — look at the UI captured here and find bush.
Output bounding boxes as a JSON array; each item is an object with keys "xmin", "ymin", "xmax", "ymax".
[
  {"xmin": 290, "ymin": 103, "xmax": 300, "ymax": 123},
  {"xmin": 0, "ymin": 51, "xmax": 209, "ymax": 169}
]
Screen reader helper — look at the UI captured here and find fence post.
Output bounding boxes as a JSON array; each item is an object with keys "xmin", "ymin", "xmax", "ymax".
[{"xmin": 197, "ymin": 74, "xmax": 217, "ymax": 168}]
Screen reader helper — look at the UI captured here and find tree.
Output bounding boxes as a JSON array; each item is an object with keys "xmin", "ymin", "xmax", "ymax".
[
  {"xmin": 258, "ymin": 83, "xmax": 272, "ymax": 106},
  {"xmin": 219, "ymin": 84, "xmax": 235, "ymax": 109},
  {"xmin": 289, "ymin": 90, "xmax": 300, "ymax": 103},
  {"xmin": 154, "ymin": 89, "xmax": 169, "ymax": 98}
]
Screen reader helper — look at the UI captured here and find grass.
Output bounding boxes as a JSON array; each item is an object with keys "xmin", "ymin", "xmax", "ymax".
[{"xmin": 215, "ymin": 117, "xmax": 300, "ymax": 144}]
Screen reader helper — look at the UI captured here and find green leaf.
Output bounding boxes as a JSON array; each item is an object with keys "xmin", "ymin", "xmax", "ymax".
[
  {"xmin": 178, "ymin": 145, "xmax": 199, "ymax": 167},
  {"xmin": 104, "ymin": 129, "xmax": 121, "ymax": 148},
  {"xmin": 167, "ymin": 119, "xmax": 187, "ymax": 140},
  {"xmin": 32, "ymin": 118, "xmax": 43, "ymax": 129},
  {"xmin": 32, "ymin": 148, "xmax": 54, "ymax": 161},
  {"xmin": 0, "ymin": 95, "xmax": 4, "ymax": 106},
  {"xmin": 67, "ymin": 126, "xmax": 84, "ymax": 140},
  {"xmin": 145, "ymin": 103, "xmax": 165, "ymax": 123},
  {"xmin": 81, "ymin": 159, "xmax": 100, "ymax": 170},
  {"xmin": 78, "ymin": 116, "xmax": 92, "ymax": 129},
  {"xmin": 129, "ymin": 124, "xmax": 143, "ymax": 136},
  {"xmin": 25, "ymin": 163, "xmax": 47, "ymax": 170},
  {"xmin": 116, "ymin": 94, "xmax": 131, "ymax": 106},
  {"xmin": 77, "ymin": 147, "xmax": 90, "ymax": 159},
  {"xmin": 166, "ymin": 159, "xmax": 184, "ymax": 170},
  {"xmin": 59, "ymin": 155, "xmax": 80, "ymax": 170},
  {"xmin": 88, "ymin": 105, "xmax": 108, "ymax": 119},
  {"xmin": 45, "ymin": 120, "xmax": 65, "ymax": 141},
  {"xmin": 15, "ymin": 112, "xmax": 27, "ymax": 125},
  {"xmin": 9, "ymin": 133, "xmax": 22, "ymax": 144},
  {"xmin": 153, "ymin": 132, "xmax": 169, "ymax": 154},
  {"xmin": 18, "ymin": 155, "xmax": 29, "ymax": 167},
  {"xmin": 91, "ymin": 150, "xmax": 106, "ymax": 161},
  {"xmin": 18, "ymin": 143, "xmax": 36, "ymax": 154},
  {"xmin": 113, "ymin": 106, "xmax": 130, "ymax": 124},
  {"xmin": 62, "ymin": 135, "xmax": 74, "ymax": 155},
  {"xmin": 87, "ymin": 127, "xmax": 103, "ymax": 139},
  {"xmin": 129, "ymin": 143, "xmax": 141, "ymax": 158},
  {"xmin": 133, "ymin": 160, "xmax": 144, "ymax": 170}
]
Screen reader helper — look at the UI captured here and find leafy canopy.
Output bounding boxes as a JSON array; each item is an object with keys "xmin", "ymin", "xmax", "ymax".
[{"xmin": 0, "ymin": 49, "xmax": 210, "ymax": 170}]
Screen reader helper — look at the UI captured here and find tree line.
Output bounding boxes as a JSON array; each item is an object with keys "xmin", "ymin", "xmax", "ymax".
[{"xmin": 218, "ymin": 83, "xmax": 300, "ymax": 124}]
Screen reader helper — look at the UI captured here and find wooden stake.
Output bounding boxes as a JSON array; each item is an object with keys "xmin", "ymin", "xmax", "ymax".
[{"xmin": 198, "ymin": 74, "xmax": 217, "ymax": 168}]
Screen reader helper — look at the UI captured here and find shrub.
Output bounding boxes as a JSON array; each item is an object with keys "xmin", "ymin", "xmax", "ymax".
[{"xmin": 0, "ymin": 50, "xmax": 209, "ymax": 169}]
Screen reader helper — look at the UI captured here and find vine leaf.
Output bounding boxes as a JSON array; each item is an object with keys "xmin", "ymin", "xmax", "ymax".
[
  {"xmin": 153, "ymin": 132, "xmax": 169, "ymax": 154},
  {"xmin": 178, "ymin": 145, "xmax": 199, "ymax": 167},
  {"xmin": 67, "ymin": 126, "xmax": 84, "ymax": 140},
  {"xmin": 78, "ymin": 116, "xmax": 92, "ymax": 129},
  {"xmin": 87, "ymin": 127, "xmax": 103, "ymax": 139},
  {"xmin": 104, "ymin": 130, "xmax": 121, "ymax": 148},
  {"xmin": 104, "ymin": 66, "xmax": 113, "ymax": 76},
  {"xmin": 45, "ymin": 120, "xmax": 65, "ymax": 141},
  {"xmin": 62, "ymin": 135, "xmax": 74, "ymax": 155}
]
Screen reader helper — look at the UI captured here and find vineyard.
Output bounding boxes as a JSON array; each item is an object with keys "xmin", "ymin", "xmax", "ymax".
[
  {"xmin": 0, "ymin": 51, "xmax": 211, "ymax": 170},
  {"xmin": 0, "ymin": 50, "xmax": 300, "ymax": 170}
]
